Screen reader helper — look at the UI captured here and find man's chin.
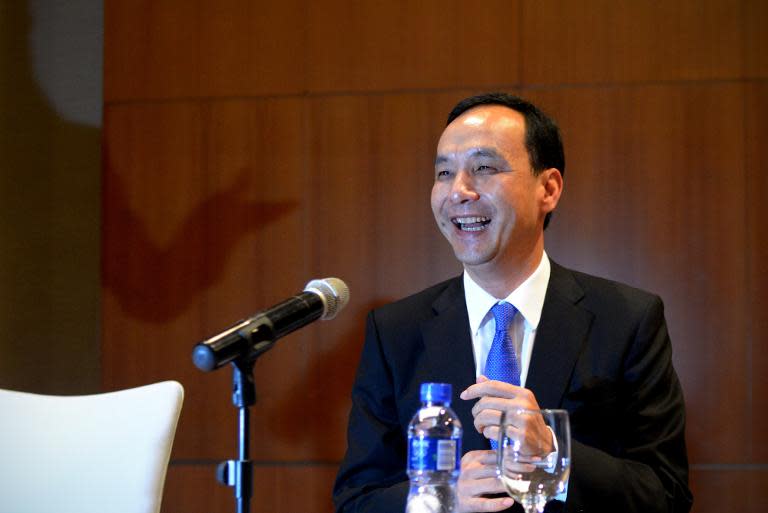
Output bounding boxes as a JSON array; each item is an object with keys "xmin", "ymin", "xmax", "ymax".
[{"xmin": 453, "ymin": 250, "xmax": 494, "ymax": 268}]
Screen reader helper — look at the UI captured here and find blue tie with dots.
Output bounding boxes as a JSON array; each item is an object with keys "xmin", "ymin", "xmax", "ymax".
[{"xmin": 485, "ymin": 302, "xmax": 520, "ymax": 449}]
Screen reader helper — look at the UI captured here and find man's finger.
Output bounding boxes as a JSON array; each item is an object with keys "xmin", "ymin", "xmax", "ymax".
[
  {"xmin": 460, "ymin": 379, "xmax": 525, "ymax": 400},
  {"xmin": 460, "ymin": 462, "xmax": 499, "ymax": 481},
  {"xmin": 471, "ymin": 396, "xmax": 534, "ymax": 418},
  {"xmin": 458, "ymin": 496, "xmax": 515, "ymax": 513}
]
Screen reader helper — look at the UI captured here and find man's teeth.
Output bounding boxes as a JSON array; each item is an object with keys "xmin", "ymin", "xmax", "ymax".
[{"xmin": 453, "ymin": 216, "xmax": 491, "ymax": 231}]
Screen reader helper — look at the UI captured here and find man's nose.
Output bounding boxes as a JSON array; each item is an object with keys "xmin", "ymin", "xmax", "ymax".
[{"xmin": 450, "ymin": 170, "xmax": 480, "ymax": 203}]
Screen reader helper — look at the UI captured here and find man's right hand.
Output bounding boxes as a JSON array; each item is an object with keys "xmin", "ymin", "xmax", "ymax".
[{"xmin": 456, "ymin": 450, "xmax": 515, "ymax": 513}]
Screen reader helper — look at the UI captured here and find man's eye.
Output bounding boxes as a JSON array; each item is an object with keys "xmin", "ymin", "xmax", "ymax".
[
  {"xmin": 436, "ymin": 170, "xmax": 452, "ymax": 179},
  {"xmin": 475, "ymin": 165, "xmax": 496, "ymax": 174}
]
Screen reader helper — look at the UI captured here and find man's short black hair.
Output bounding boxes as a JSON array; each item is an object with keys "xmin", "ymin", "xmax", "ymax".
[{"xmin": 447, "ymin": 93, "xmax": 565, "ymax": 229}]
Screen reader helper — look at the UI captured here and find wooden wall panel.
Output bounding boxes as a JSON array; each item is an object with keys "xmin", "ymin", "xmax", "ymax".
[
  {"xmin": 521, "ymin": 0, "xmax": 746, "ymax": 84},
  {"xmin": 305, "ymin": 93, "xmax": 465, "ymax": 303},
  {"xmin": 104, "ymin": 1, "xmax": 200, "ymax": 101},
  {"xmin": 746, "ymin": 83, "xmax": 768, "ymax": 462},
  {"xmin": 104, "ymin": 0, "xmax": 307, "ymax": 101},
  {"xmin": 105, "ymin": 0, "xmax": 522, "ymax": 102},
  {"xmin": 162, "ymin": 463, "xmax": 338, "ymax": 513},
  {"xmin": 689, "ymin": 468, "xmax": 768, "ymax": 512},
  {"xmin": 744, "ymin": 0, "xmax": 768, "ymax": 78},
  {"xmin": 304, "ymin": 1, "xmax": 521, "ymax": 93},
  {"xmin": 192, "ymin": 98, "xmax": 312, "ymax": 462},
  {"xmin": 293, "ymin": 93, "xmax": 466, "ymax": 463},
  {"xmin": 102, "ymin": 102, "xmax": 209, "ymax": 393},
  {"xmin": 530, "ymin": 84, "xmax": 749, "ymax": 463},
  {"xmin": 102, "ymin": 98, "xmax": 327, "ymax": 461},
  {"xmin": 102, "ymin": 102, "xmax": 224, "ymax": 463}
]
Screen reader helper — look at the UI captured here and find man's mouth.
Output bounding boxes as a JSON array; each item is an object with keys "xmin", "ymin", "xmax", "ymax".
[{"xmin": 451, "ymin": 216, "xmax": 491, "ymax": 232}]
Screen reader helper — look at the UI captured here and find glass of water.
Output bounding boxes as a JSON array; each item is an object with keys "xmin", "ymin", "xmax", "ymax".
[{"xmin": 497, "ymin": 408, "xmax": 571, "ymax": 513}]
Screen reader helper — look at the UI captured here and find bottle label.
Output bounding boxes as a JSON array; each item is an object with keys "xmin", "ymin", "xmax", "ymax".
[{"xmin": 408, "ymin": 436, "xmax": 460, "ymax": 471}]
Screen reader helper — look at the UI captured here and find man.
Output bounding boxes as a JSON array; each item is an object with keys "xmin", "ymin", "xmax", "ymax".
[{"xmin": 333, "ymin": 93, "xmax": 692, "ymax": 513}]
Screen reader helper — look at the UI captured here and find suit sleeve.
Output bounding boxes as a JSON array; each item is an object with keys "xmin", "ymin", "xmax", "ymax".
[
  {"xmin": 333, "ymin": 311, "xmax": 409, "ymax": 513},
  {"xmin": 566, "ymin": 296, "xmax": 692, "ymax": 513}
]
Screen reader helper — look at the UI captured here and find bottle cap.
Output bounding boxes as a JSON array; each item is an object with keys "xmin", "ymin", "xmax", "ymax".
[{"xmin": 420, "ymin": 382, "xmax": 452, "ymax": 404}]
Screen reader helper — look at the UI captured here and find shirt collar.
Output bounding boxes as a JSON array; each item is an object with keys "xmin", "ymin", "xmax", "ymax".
[{"xmin": 463, "ymin": 251, "xmax": 551, "ymax": 334}]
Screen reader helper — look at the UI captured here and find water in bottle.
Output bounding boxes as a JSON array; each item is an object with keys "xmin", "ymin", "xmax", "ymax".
[{"xmin": 406, "ymin": 382, "xmax": 462, "ymax": 513}]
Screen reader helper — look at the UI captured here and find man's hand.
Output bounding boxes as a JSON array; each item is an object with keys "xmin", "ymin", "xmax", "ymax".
[
  {"xmin": 460, "ymin": 376, "xmax": 552, "ymax": 456},
  {"xmin": 456, "ymin": 450, "xmax": 514, "ymax": 513}
]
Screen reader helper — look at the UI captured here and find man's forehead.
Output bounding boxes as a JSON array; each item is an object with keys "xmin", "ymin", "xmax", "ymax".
[
  {"xmin": 440, "ymin": 106, "xmax": 524, "ymax": 142},
  {"xmin": 451, "ymin": 104, "xmax": 523, "ymax": 129},
  {"xmin": 436, "ymin": 106, "xmax": 525, "ymax": 160}
]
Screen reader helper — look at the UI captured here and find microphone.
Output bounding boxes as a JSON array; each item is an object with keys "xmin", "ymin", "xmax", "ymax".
[{"xmin": 192, "ymin": 277, "xmax": 350, "ymax": 372}]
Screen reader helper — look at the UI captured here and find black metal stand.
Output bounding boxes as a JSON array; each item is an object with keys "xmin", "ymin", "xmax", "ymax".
[{"xmin": 216, "ymin": 359, "xmax": 256, "ymax": 513}]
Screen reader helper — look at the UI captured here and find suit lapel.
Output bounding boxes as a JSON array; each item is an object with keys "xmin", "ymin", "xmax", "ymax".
[
  {"xmin": 419, "ymin": 278, "xmax": 488, "ymax": 452},
  {"xmin": 414, "ymin": 264, "xmax": 593, "ymax": 449},
  {"xmin": 526, "ymin": 262, "xmax": 593, "ymax": 409}
]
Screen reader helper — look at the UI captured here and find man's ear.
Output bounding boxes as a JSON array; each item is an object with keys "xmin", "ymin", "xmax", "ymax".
[{"xmin": 539, "ymin": 168, "xmax": 563, "ymax": 214}]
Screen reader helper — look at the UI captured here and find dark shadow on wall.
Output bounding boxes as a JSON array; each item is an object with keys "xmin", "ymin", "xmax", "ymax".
[
  {"xmin": 101, "ymin": 164, "xmax": 298, "ymax": 323},
  {"xmin": 0, "ymin": 1, "xmax": 101, "ymax": 394}
]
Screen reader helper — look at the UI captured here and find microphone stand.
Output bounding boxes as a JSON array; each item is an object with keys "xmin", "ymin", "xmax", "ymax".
[
  {"xmin": 213, "ymin": 325, "xmax": 278, "ymax": 513},
  {"xmin": 196, "ymin": 278, "xmax": 348, "ymax": 513},
  {"xmin": 216, "ymin": 358, "xmax": 256, "ymax": 513}
]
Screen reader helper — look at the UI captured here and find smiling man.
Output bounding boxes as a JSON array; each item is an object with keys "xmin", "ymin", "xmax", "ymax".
[{"xmin": 333, "ymin": 93, "xmax": 692, "ymax": 513}]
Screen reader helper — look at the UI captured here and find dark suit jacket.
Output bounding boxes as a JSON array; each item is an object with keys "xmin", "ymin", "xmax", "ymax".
[{"xmin": 333, "ymin": 262, "xmax": 692, "ymax": 513}]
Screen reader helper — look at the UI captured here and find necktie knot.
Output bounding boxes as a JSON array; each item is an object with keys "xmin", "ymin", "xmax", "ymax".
[{"xmin": 491, "ymin": 302, "xmax": 517, "ymax": 333}]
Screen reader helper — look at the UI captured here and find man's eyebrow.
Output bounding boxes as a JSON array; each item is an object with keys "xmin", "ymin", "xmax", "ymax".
[
  {"xmin": 468, "ymin": 148, "xmax": 503, "ymax": 159},
  {"xmin": 434, "ymin": 155, "xmax": 451, "ymax": 166},
  {"xmin": 434, "ymin": 148, "xmax": 503, "ymax": 166}
]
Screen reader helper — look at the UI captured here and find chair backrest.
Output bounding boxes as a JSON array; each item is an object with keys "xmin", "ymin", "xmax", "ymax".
[{"xmin": 0, "ymin": 381, "xmax": 184, "ymax": 513}]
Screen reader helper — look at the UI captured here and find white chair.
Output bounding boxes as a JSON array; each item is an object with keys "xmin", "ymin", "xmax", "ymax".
[{"xmin": 0, "ymin": 380, "xmax": 184, "ymax": 513}]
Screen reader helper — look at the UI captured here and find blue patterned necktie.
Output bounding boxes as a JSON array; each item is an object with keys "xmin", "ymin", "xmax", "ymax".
[{"xmin": 485, "ymin": 302, "xmax": 520, "ymax": 449}]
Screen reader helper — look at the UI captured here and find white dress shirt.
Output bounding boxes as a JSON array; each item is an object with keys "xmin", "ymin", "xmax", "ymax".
[
  {"xmin": 462, "ymin": 253, "xmax": 567, "ymax": 502},
  {"xmin": 463, "ymin": 252, "xmax": 551, "ymax": 387}
]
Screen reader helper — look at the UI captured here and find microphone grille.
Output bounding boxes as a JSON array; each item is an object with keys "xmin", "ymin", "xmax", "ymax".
[{"xmin": 304, "ymin": 277, "xmax": 350, "ymax": 320}]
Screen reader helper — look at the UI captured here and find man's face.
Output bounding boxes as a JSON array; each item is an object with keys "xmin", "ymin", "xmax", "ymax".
[{"xmin": 431, "ymin": 105, "xmax": 550, "ymax": 272}]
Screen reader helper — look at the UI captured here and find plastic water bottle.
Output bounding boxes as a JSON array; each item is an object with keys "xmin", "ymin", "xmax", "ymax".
[{"xmin": 406, "ymin": 382, "xmax": 462, "ymax": 513}]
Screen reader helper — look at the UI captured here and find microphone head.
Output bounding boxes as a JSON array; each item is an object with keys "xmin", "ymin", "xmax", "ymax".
[{"xmin": 304, "ymin": 277, "xmax": 350, "ymax": 320}]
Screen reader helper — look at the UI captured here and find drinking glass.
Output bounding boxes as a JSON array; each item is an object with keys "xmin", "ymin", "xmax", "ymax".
[{"xmin": 497, "ymin": 408, "xmax": 570, "ymax": 513}]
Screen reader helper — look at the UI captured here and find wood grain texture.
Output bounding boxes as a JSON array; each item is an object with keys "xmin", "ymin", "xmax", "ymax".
[
  {"xmin": 689, "ymin": 468, "xmax": 768, "ymax": 513},
  {"xmin": 304, "ymin": 1, "xmax": 521, "ymax": 93},
  {"xmin": 521, "ymin": 0, "xmax": 747, "ymax": 84},
  {"xmin": 746, "ymin": 83, "xmax": 768, "ymax": 462},
  {"xmin": 273, "ymin": 92, "xmax": 467, "ymax": 461},
  {"xmin": 162, "ymin": 463, "xmax": 338, "ymax": 513},
  {"xmin": 305, "ymin": 92, "xmax": 465, "ymax": 302},
  {"xmin": 743, "ymin": 0, "xmax": 768, "ymax": 78},
  {"xmin": 102, "ymin": 93, "xmax": 467, "ymax": 462},
  {"xmin": 102, "ymin": 102, "xmax": 209, "ymax": 391},
  {"xmin": 104, "ymin": 0, "xmax": 307, "ymax": 101},
  {"xmin": 530, "ymin": 83, "xmax": 749, "ymax": 463},
  {"xmin": 102, "ymin": 99, "xmax": 319, "ymax": 460},
  {"xmin": 104, "ymin": 0, "xmax": 521, "ymax": 101}
]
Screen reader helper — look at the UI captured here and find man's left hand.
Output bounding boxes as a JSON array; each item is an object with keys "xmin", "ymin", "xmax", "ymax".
[{"xmin": 460, "ymin": 375, "xmax": 553, "ymax": 456}]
